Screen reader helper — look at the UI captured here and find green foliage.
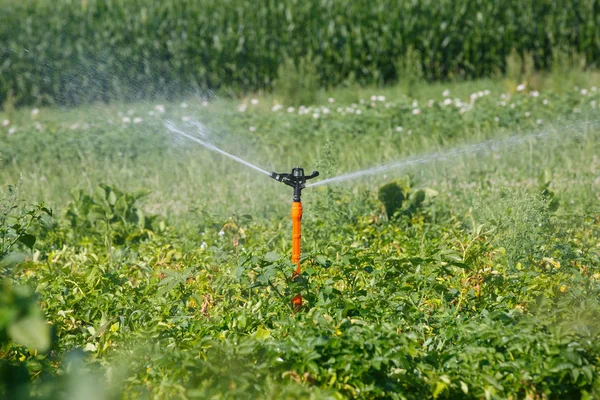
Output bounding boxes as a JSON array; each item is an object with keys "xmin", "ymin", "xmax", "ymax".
[
  {"xmin": 1, "ymin": 0, "xmax": 600, "ymax": 105},
  {"xmin": 0, "ymin": 280, "xmax": 52, "ymax": 399},
  {"xmin": 473, "ymin": 187, "xmax": 554, "ymax": 267},
  {"xmin": 395, "ymin": 46, "xmax": 424, "ymax": 96},
  {"xmin": 0, "ymin": 182, "xmax": 51, "ymax": 261},
  {"xmin": 275, "ymin": 56, "xmax": 320, "ymax": 106},
  {"xmin": 378, "ymin": 180, "xmax": 426, "ymax": 220},
  {"xmin": 378, "ymin": 182, "xmax": 405, "ymax": 217},
  {"xmin": 547, "ymin": 47, "xmax": 589, "ymax": 92},
  {"xmin": 66, "ymin": 184, "xmax": 156, "ymax": 247}
]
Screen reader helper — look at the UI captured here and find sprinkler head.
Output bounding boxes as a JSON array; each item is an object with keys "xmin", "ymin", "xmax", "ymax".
[{"xmin": 270, "ymin": 167, "xmax": 319, "ymax": 202}]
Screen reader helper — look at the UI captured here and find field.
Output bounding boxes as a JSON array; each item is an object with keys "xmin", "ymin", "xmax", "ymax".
[{"xmin": 1, "ymin": 69, "xmax": 600, "ymax": 399}]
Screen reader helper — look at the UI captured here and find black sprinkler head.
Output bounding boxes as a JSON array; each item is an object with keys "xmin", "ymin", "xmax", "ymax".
[{"xmin": 270, "ymin": 167, "xmax": 319, "ymax": 202}]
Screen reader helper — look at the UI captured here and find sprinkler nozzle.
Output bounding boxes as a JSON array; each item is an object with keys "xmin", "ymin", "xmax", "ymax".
[{"xmin": 270, "ymin": 167, "xmax": 319, "ymax": 202}]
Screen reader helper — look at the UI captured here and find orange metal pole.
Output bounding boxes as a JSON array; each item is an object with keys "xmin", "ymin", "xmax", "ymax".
[{"xmin": 291, "ymin": 201, "xmax": 303, "ymax": 308}]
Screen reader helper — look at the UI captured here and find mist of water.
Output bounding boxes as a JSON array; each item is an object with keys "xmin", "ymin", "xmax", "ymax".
[
  {"xmin": 164, "ymin": 120, "xmax": 271, "ymax": 176},
  {"xmin": 308, "ymin": 119, "xmax": 598, "ymax": 188}
]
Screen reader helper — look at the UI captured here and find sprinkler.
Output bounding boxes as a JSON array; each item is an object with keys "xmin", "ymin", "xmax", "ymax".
[{"xmin": 270, "ymin": 167, "xmax": 319, "ymax": 308}]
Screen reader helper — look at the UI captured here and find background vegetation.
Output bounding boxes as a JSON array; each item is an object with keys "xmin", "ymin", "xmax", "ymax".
[{"xmin": 1, "ymin": 0, "xmax": 600, "ymax": 105}]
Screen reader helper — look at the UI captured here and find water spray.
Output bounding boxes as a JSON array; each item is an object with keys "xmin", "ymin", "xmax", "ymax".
[{"xmin": 270, "ymin": 167, "xmax": 319, "ymax": 308}]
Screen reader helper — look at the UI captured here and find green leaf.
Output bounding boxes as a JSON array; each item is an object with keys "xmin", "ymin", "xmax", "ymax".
[
  {"xmin": 18, "ymin": 233, "xmax": 36, "ymax": 249},
  {"xmin": 253, "ymin": 327, "xmax": 270, "ymax": 341},
  {"xmin": 264, "ymin": 252, "xmax": 281, "ymax": 263},
  {"xmin": 8, "ymin": 315, "xmax": 51, "ymax": 352}
]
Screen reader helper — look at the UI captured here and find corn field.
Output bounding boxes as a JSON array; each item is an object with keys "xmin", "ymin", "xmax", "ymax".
[{"xmin": 1, "ymin": 0, "xmax": 599, "ymax": 105}]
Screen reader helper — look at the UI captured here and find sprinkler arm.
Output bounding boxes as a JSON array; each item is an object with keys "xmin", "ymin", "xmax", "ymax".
[{"xmin": 270, "ymin": 167, "xmax": 319, "ymax": 202}]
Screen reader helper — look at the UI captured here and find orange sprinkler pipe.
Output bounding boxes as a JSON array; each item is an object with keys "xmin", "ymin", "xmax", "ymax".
[
  {"xmin": 291, "ymin": 201, "xmax": 303, "ymax": 274},
  {"xmin": 291, "ymin": 201, "xmax": 303, "ymax": 308},
  {"xmin": 270, "ymin": 167, "xmax": 319, "ymax": 309}
]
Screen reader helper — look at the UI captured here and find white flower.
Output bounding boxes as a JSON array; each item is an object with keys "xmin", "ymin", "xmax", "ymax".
[
  {"xmin": 412, "ymin": 100, "xmax": 418, "ymax": 108},
  {"xmin": 370, "ymin": 102, "xmax": 376, "ymax": 108},
  {"xmin": 484, "ymin": 90, "xmax": 491, "ymax": 96},
  {"xmin": 154, "ymin": 104, "xmax": 165, "ymax": 113},
  {"xmin": 395, "ymin": 126, "xmax": 403, "ymax": 132},
  {"xmin": 516, "ymin": 83, "xmax": 526, "ymax": 92},
  {"xmin": 510, "ymin": 103, "xmax": 515, "ymax": 109},
  {"xmin": 200, "ymin": 242, "xmax": 207, "ymax": 250},
  {"xmin": 148, "ymin": 111, "xmax": 155, "ymax": 116},
  {"xmin": 70, "ymin": 123, "xmax": 79, "ymax": 130},
  {"xmin": 543, "ymin": 99, "xmax": 549, "ymax": 105},
  {"xmin": 8, "ymin": 127, "xmax": 16, "ymax": 135},
  {"xmin": 31, "ymin": 108, "xmax": 39, "ymax": 117},
  {"xmin": 122, "ymin": 117, "xmax": 131, "ymax": 123},
  {"xmin": 442, "ymin": 89, "xmax": 450, "ymax": 97},
  {"xmin": 477, "ymin": 91, "xmax": 485, "ymax": 97},
  {"xmin": 370, "ymin": 95, "xmax": 377, "ymax": 101},
  {"xmin": 271, "ymin": 104, "xmax": 283, "ymax": 112},
  {"xmin": 501, "ymin": 93, "xmax": 508, "ymax": 99},
  {"xmin": 218, "ymin": 230, "xmax": 225, "ymax": 236},
  {"xmin": 524, "ymin": 112, "xmax": 531, "ymax": 117},
  {"xmin": 34, "ymin": 122, "xmax": 43, "ymax": 131},
  {"xmin": 238, "ymin": 104, "xmax": 247, "ymax": 112},
  {"xmin": 427, "ymin": 100, "xmax": 434, "ymax": 107},
  {"xmin": 591, "ymin": 100, "xmax": 597, "ymax": 109},
  {"xmin": 313, "ymin": 112, "xmax": 320, "ymax": 119},
  {"xmin": 287, "ymin": 107, "xmax": 295, "ymax": 113},
  {"xmin": 581, "ymin": 89, "xmax": 588, "ymax": 95},
  {"xmin": 249, "ymin": 126, "xmax": 256, "ymax": 132},
  {"xmin": 133, "ymin": 117, "xmax": 143, "ymax": 124},
  {"xmin": 250, "ymin": 98, "xmax": 259, "ymax": 105},
  {"xmin": 322, "ymin": 107, "xmax": 330, "ymax": 114},
  {"xmin": 328, "ymin": 97, "xmax": 335, "ymax": 103},
  {"xmin": 536, "ymin": 119, "xmax": 543, "ymax": 125},
  {"xmin": 182, "ymin": 116, "xmax": 191, "ymax": 122},
  {"xmin": 530, "ymin": 91, "xmax": 539, "ymax": 97},
  {"xmin": 443, "ymin": 98, "xmax": 452, "ymax": 106},
  {"xmin": 359, "ymin": 99, "xmax": 365, "ymax": 104},
  {"xmin": 377, "ymin": 95, "xmax": 386, "ymax": 102},
  {"xmin": 336, "ymin": 107, "xmax": 343, "ymax": 113},
  {"xmin": 385, "ymin": 103, "xmax": 391, "ymax": 108},
  {"xmin": 2, "ymin": 119, "xmax": 9, "ymax": 127},
  {"xmin": 181, "ymin": 102, "xmax": 188, "ymax": 108},
  {"xmin": 355, "ymin": 109, "xmax": 362, "ymax": 115},
  {"xmin": 494, "ymin": 117, "xmax": 500, "ymax": 122},
  {"xmin": 412, "ymin": 108, "xmax": 421, "ymax": 115},
  {"xmin": 591, "ymin": 86, "xmax": 597, "ymax": 92},
  {"xmin": 201, "ymin": 101, "xmax": 208, "ymax": 107}
]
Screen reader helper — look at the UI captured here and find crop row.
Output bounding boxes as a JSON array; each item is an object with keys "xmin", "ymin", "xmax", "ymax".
[{"xmin": 1, "ymin": 0, "xmax": 599, "ymax": 105}]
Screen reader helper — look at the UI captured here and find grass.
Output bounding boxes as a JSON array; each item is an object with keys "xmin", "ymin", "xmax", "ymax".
[{"xmin": 1, "ymin": 75, "xmax": 600, "ymax": 399}]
